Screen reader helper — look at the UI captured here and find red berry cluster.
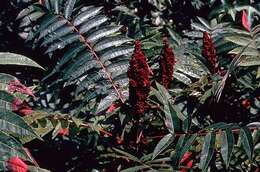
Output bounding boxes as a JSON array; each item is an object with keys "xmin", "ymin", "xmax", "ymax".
[
  {"xmin": 202, "ymin": 32, "xmax": 218, "ymax": 73},
  {"xmin": 159, "ymin": 38, "xmax": 176, "ymax": 88},
  {"xmin": 128, "ymin": 41, "xmax": 151, "ymax": 115}
]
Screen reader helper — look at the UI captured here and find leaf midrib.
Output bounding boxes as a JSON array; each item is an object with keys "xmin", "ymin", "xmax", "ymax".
[{"xmin": 49, "ymin": 13, "xmax": 126, "ymax": 103}]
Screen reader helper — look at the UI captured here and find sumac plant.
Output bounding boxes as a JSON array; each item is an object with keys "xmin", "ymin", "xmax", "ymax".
[{"xmin": 0, "ymin": 0, "xmax": 259, "ymax": 172}]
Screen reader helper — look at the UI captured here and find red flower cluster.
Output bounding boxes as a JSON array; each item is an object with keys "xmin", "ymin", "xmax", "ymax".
[
  {"xmin": 128, "ymin": 41, "xmax": 151, "ymax": 115},
  {"xmin": 7, "ymin": 157, "xmax": 28, "ymax": 172},
  {"xmin": 202, "ymin": 32, "xmax": 218, "ymax": 73},
  {"xmin": 11, "ymin": 98, "xmax": 33, "ymax": 116},
  {"xmin": 159, "ymin": 38, "xmax": 176, "ymax": 88},
  {"xmin": 8, "ymin": 80, "xmax": 35, "ymax": 99}
]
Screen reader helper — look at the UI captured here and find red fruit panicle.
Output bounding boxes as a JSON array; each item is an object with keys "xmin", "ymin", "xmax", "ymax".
[
  {"xmin": 128, "ymin": 41, "xmax": 151, "ymax": 115},
  {"xmin": 7, "ymin": 157, "xmax": 28, "ymax": 172},
  {"xmin": 159, "ymin": 38, "xmax": 176, "ymax": 88},
  {"xmin": 202, "ymin": 32, "xmax": 218, "ymax": 73},
  {"xmin": 242, "ymin": 10, "xmax": 250, "ymax": 31}
]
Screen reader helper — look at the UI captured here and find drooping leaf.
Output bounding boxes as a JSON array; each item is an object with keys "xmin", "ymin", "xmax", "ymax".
[
  {"xmin": 239, "ymin": 126, "xmax": 254, "ymax": 160},
  {"xmin": 18, "ymin": 1, "xmax": 133, "ymax": 114},
  {"xmin": 0, "ymin": 132, "xmax": 32, "ymax": 162},
  {"xmin": 79, "ymin": 15, "xmax": 108, "ymax": 34},
  {"xmin": 221, "ymin": 128, "xmax": 234, "ymax": 168},
  {"xmin": 0, "ymin": 53, "xmax": 44, "ymax": 70},
  {"xmin": 121, "ymin": 165, "xmax": 149, "ymax": 172},
  {"xmin": 152, "ymin": 133, "xmax": 174, "ymax": 160},
  {"xmin": 87, "ymin": 26, "xmax": 122, "ymax": 43},
  {"xmin": 73, "ymin": 7, "xmax": 103, "ymax": 26},
  {"xmin": 0, "ymin": 108, "xmax": 40, "ymax": 139},
  {"xmin": 94, "ymin": 37, "xmax": 133, "ymax": 52},
  {"xmin": 0, "ymin": 73, "xmax": 17, "ymax": 91},
  {"xmin": 28, "ymin": 166, "xmax": 51, "ymax": 172},
  {"xmin": 199, "ymin": 132, "xmax": 216, "ymax": 171},
  {"xmin": 64, "ymin": 0, "xmax": 77, "ymax": 19},
  {"xmin": 0, "ymin": 91, "xmax": 15, "ymax": 111},
  {"xmin": 172, "ymin": 134, "xmax": 197, "ymax": 166}
]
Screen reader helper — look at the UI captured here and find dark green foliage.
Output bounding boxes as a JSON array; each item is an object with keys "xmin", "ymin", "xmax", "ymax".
[{"xmin": 17, "ymin": 1, "xmax": 134, "ymax": 115}]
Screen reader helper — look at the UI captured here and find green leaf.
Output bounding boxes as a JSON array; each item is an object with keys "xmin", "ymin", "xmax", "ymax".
[
  {"xmin": 0, "ymin": 53, "xmax": 44, "ymax": 70},
  {"xmin": 221, "ymin": 128, "xmax": 234, "ymax": 168},
  {"xmin": 96, "ymin": 92, "xmax": 117, "ymax": 114},
  {"xmin": 197, "ymin": 17, "xmax": 211, "ymax": 30},
  {"xmin": 239, "ymin": 127, "xmax": 254, "ymax": 160},
  {"xmin": 45, "ymin": 44, "xmax": 85, "ymax": 79},
  {"xmin": 239, "ymin": 56, "xmax": 260, "ymax": 66},
  {"xmin": 79, "ymin": 15, "xmax": 108, "ymax": 34},
  {"xmin": 0, "ymin": 131, "xmax": 31, "ymax": 161},
  {"xmin": 0, "ymin": 73, "xmax": 17, "ymax": 91},
  {"xmin": 19, "ymin": 11, "xmax": 44, "ymax": 28},
  {"xmin": 45, "ymin": 34, "xmax": 81, "ymax": 53},
  {"xmin": 66, "ymin": 59, "xmax": 97, "ymax": 81},
  {"xmin": 182, "ymin": 114, "xmax": 191, "ymax": 133},
  {"xmin": 112, "ymin": 148, "xmax": 140, "ymax": 162},
  {"xmin": 205, "ymin": 122, "xmax": 229, "ymax": 130},
  {"xmin": 73, "ymin": 7, "xmax": 103, "ymax": 26},
  {"xmin": 27, "ymin": 14, "xmax": 59, "ymax": 41},
  {"xmin": 121, "ymin": 165, "xmax": 149, "ymax": 172},
  {"xmin": 39, "ymin": 19, "xmax": 67, "ymax": 39},
  {"xmin": 175, "ymin": 65, "xmax": 204, "ymax": 79},
  {"xmin": 94, "ymin": 36, "xmax": 133, "ymax": 52},
  {"xmin": 0, "ymin": 108, "xmax": 40, "ymax": 139},
  {"xmin": 172, "ymin": 134, "xmax": 197, "ymax": 166},
  {"xmin": 87, "ymin": 26, "xmax": 122, "ymax": 43},
  {"xmin": 0, "ymin": 91, "xmax": 15, "ymax": 103},
  {"xmin": 42, "ymin": 26, "xmax": 74, "ymax": 45},
  {"xmin": 155, "ymin": 82, "xmax": 172, "ymax": 101},
  {"xmin": 152, "ymin": 133, "xmax": 174, "ymax": 160},
  {"xmin": 225, "ymin": 36, "xmax": 252, "ymax": 47},
  {"xmin": 191, "ymin": 22, "xmax": 208, "ymax": 32},
  {"xmin": 64, "ymin": 0, "xmax": 77, "ymax": 19},
  {"xmin": 0, "ymin": 91, "xmax": 15, "ymax": 111},
  {"xmin": 19, "ymin": 3, "xmax": 133, "ymax": 114},
  {"xmin": 100, "ymin": 46, "xmax": 133, "ymax": 63},
  {"xmin": 163, "ymin": 103, "xmax": 183, "ymax": 133},
  {"xmin": 28, "ymin": 166, "xmax": 51, "ymax": 172},
  {"xmin": 167, "ymin": 27, "xmax": 181, "ymax": 46},
  {"xmin": 214, "ymin": 42, "xmax": 251, "ymax": 101},
  {"xmin": 16, "ymin": 6, "xmax": 36, "ymax": 20},
  {"xmin": 173, "ymin": 72, "xmax": 192, "ymax": 85},
  {"xmin": 52, "ymin": 120, "xmax": 62, "ymax": 139},
  {"xmin": 199, "ymin": 132, "xmax": 216, "ymax": 171}
]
